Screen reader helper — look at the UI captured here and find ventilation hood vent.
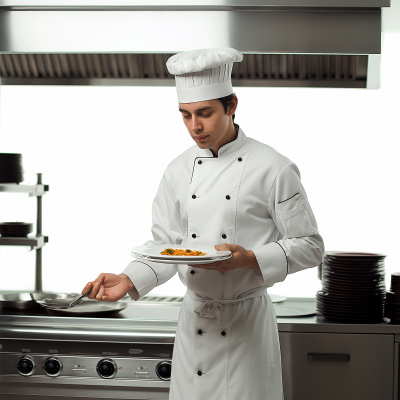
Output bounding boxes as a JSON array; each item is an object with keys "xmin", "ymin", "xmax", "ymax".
[
  {"xmin": 0, "ymin": 1, "xmax": 390, "ymax": 89},
  {"xmin": 0, "ymin": 53, "xmax": 368, "ymax": 88}
]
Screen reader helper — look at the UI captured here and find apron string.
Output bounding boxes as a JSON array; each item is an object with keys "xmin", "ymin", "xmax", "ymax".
[{"xmin": 186, "ymin": 287, "xmax": 269, "ymax": 324}]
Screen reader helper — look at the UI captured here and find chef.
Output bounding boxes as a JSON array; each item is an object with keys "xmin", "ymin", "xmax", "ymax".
[{"xmin": 82, "ymin": 47, "xmax": 325, "ymax": 400}]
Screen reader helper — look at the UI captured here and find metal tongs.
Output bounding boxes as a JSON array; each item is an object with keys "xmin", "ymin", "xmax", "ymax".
[
  {"xmin": 64, "ymin": 287, "xmax": 93, "ymax": 308},
  {"xmin": 32, "ymin": 287, "xmax": 93, "ymax": 310}
]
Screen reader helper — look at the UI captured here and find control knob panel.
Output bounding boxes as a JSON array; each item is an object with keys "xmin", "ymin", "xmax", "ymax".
[
  {"xmin": 156, "ymin": 360, "xmax": 172, "ymax": 381},
  {"xmin": 16, "ymin": 356, "xmax": 36, "ymax": 376},
  {"xmin": 8, "ymin": 354, "xmax": 172, "ymax": 381},
  {"xmin": 96, "ymin": 359, "xmax": 117, "ymax": 379},
  {"xmin": 43, "ymin": 357, "xmax": 62, "ymax": 377}
]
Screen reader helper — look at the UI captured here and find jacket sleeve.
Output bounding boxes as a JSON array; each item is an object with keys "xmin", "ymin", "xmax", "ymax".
[
  {"xmin": 251, "ymin": 162, "xmax": 324, "ymax": 287},
  {"xmin": 122, "ymin": 170, "xmax": 182, "ymax": 300}
]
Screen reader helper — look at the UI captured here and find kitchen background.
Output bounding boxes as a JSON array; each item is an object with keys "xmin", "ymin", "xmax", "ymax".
[{"xmin": 0, "ymin": 31, "xmax": 399, "ymax": 299}]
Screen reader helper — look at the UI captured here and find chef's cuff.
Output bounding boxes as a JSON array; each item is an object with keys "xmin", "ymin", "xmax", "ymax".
[
  {"xmin": 251, "ymin": 241, "xmax": 288, "ymax": 286},
  {"xmin": 122, "ymin": 260, "xmax": 158, "ymax": 301}
]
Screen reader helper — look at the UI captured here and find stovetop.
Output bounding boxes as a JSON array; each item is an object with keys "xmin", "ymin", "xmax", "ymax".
[{"xmin": 0, "ymin": 301, "xmax": 181, "ymax": 344}]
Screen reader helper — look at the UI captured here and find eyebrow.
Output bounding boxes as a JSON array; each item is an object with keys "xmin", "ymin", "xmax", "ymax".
[{"xmin": 178, "ymin": 106, "xmax": 214, "ymax": 113}]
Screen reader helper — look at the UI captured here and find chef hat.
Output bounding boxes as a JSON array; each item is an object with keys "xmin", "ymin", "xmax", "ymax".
[{"xmin": 166, "ymin": 47, "xmax": 243, "ymax": 103}]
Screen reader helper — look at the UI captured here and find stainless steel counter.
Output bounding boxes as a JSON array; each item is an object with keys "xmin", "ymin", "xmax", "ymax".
[
  {"xmin": 1, "ymin": 296, "xmax": 399, "ymax": 341},
  {"xmin": 1, "ymin": 296, "xmax": 399, "ymax": 400}
]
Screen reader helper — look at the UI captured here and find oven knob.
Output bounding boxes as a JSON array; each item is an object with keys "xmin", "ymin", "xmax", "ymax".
[
  {"xmin": 97, "ymin": 359, "xmax": 117, "ymax": 379},
  {"xmin": 17, "ymin": 356, "xmax": 35, "ymax": 376},
  {"xmin": 156, "ymin": 361, "xmax": 172, "ymax": 381},
  {"xmin": 43, "ymin": 357, "xmax": 62, "ymax": 377}
]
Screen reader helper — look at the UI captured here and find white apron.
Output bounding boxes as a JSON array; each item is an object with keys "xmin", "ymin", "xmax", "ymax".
[{"xmin": 123, "ymin": 124, "xmax": 324, "ymax": 400}]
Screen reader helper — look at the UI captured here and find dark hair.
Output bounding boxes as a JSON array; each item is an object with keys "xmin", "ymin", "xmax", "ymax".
[{"xmin": 217, "ymin": 93, "xmax": 237, "ymax": 123}]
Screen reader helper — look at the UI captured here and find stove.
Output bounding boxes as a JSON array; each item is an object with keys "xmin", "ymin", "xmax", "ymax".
[{"xmin": 0, "ymin": 297, "xmax": 182, "ymax": 400}]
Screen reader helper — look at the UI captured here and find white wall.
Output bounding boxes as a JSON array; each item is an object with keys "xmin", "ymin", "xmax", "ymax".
[{"xmin": 0, "ymin": 33, "xmax": 399, "ymax": 298}]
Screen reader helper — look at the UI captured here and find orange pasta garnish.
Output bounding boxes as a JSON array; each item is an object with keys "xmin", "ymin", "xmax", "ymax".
[{"xmin": 161, "ymin": 248, "xmax": 207, "ymax": 256}]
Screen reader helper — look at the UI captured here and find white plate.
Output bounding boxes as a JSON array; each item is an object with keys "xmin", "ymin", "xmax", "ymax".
[
  {"xmin": 268, "ymin": 294, "xmax": 287, "ymax": 303},
  {"xmin": 133, "ymin": 254, "xmax": 232, "ymax": 265},
  {"xmin": 131, "ymin": 252, "xmax": 225, "ymax": 261},
  {"xmin": 131, "ymin": 244, "xmax": 231, "ymax": 260}
]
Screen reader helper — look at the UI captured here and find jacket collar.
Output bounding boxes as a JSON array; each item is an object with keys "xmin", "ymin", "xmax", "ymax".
[{"xmin": 198, "ymin": 124, "xmax": 247, "ymax": 158}]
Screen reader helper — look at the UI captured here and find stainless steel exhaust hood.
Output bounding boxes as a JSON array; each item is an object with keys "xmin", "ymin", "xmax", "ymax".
[{"xmin": 0, "ymin": 1, "xmax": 390, "ymax": 89}]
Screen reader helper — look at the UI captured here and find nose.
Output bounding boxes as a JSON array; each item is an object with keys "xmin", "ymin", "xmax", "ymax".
[{"xmin": 191, "ymin": 115, "xmax": 202, "ymax": 131}]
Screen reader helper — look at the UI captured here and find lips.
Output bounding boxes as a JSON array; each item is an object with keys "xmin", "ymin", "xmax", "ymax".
[{"xmin": 195, "ymin": 135, "xmax": 208, "ymax": 139}]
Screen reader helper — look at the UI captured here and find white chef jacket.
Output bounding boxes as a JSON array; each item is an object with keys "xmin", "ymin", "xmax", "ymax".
[{"xmin": 123, "ymin": 123, "xmax": 324, "ymax": 400}]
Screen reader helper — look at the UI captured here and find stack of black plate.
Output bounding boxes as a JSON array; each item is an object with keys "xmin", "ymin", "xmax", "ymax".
[
  {"xmin": 0, "ymin": 153, "xmax": 24, "ymax": 183},
  {"xmin": 0, "ymin": 222, "xmax": 33, "ymax": 237},
  {"xmin": 317, "ymin": 251, "xmax": 387, "ymax": 323},
  {"xmin": 384, "ymin": 274, "xmax": 400, "ymax": 323}
]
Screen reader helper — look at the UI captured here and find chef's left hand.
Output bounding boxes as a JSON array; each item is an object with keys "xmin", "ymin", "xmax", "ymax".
[{"xmin": 189, "ymin": 244, "xmax": 259, "ymax": 273}]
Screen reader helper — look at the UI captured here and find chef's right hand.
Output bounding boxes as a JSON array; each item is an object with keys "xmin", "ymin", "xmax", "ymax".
[{"xmin": 81, "ymin": 273, "xmax": 136, "ymax": 302}]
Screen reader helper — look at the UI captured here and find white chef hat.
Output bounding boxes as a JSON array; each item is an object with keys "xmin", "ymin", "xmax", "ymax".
[{"xmin": 166, "ymin": 47, "xmax": 243, "ymax": 104}]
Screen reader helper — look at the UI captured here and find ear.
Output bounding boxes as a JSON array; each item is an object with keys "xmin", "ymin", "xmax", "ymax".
[{"xmin": 228, "ymin": 96, "xmax": 238, "ymax": 115}]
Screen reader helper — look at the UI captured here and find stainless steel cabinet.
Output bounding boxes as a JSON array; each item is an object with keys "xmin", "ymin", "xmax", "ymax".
[{"xmin": 279, "ymin": 332, "xmax": 394, "ymax": 400}]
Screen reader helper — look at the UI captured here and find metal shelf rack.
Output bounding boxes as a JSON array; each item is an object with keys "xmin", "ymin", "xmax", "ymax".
[{"xmin": 0, "ymin": 173, "xmax": 49, "ymax": 293}]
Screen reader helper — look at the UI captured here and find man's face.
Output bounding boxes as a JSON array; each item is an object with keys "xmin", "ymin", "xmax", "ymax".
[{"xmin": 178, "ymin": 99, "xmax": 234, "ymax": 150}]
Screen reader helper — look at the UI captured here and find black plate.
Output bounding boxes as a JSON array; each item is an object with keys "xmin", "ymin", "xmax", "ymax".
[
  {"xmin": 0, "ymin": 223, "xmax": 33, "ymax": 237},
  {"xmin": 316, "ymin": 312, "xmax": 384, "ymax": 323},
  {"xmin": 0, "ymin": 179, "xmax": 23, "ymax": 183},
  {"xmin": 324, "ymin": 251, "xmax": 387, "ymax": 259},
  {"xmin": 324, "ymin": 257, "xmax": 386, "ymax": 265},
  {"xmin": 322, "ymin": 279, "xmax": 386, "ymax": 287},
  {"xmin": 319, "ymin": 290, "xmax": 386, "ymax": 299},
  {"xmin": 0, "ymin": 172, "xmax": 23, "ymax": 177},
  {"xmin": 317, "ymin": 300, "xmax": 384, "ymax": 310},
  {"xmin": 317, "ymin": 291, "xmax": 385, "ymax": 301},
  {"xmin": 320, "ymin": 288, "xmax": 385, "ymax": 296},
  {"xmin": 317, "ymin": 307, "xmax": 383, "ymax": 317},
  {"xmin": 323, "ymin": 266, "xmax": 386, "ymax": 274},
  {"xmin": 321, "ymin": 284, "xmax": 386, "ymax": 293},
  {"xmin": 321, "ymin": 273, "xmax": 385, "ymax": 283},
  {"xmin": 323, "ymin": 263, "xmax": 386, "ymax": 271},
  {"xmin": 322, "ymin": 267, "xmax": 385, "ymax": 276},
  {"xmin": 318, "ymin": 300, "xmax": 384, "ymax": 310},
  {"xmin": 317, "ymin": 305, "xmax": 383, "ymax": 315},
  {"xmin": 316, "ymin": 306, "xmax": 384, "ymax": 316}
]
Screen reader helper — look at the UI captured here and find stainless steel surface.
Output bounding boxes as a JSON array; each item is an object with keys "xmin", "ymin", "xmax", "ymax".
[
  {"xmin": 3, "ymin": 297, "xmax": 400, "ymax": 336},
  {"xmin": 0, "ymin": 174, "xmax": 48, "ymax": 294},
  {"xmin": 279, "ymin": 332, "xmax": 394, "ymax": 400},
  {"xmin": 0, "ymin": 2, "xmax": 384, "ymax": 88},
  {"xmin": 395, "ymin": 343, "xmax": 400, "ymax": 400},
  {"xmin": 0, "ymin": 54, "xmax": 370, "ymax": 88},
  {"xmin": 0, "ymin": 300, "xmax": 174, "ymax": 399},
  {"xmin": 0, "ymin": 374, "xmax": 169, "ymax": 400},
  {"xmin": 0, "ymin": 1, "xmax": 391, "ymax": 8},
  {"xmin": 1, "ymin": 296, "xmax": 400, "ymax": 400},
  {"xmin": 35, "ymin": 173, "xmax": 43, "ymax": 293},
  {"xmin": 0, "ymin": 181, "xmax": 49, "ymax": 250},
  {"xmin": 0, "ymin": 292, "xmax": 58, "ymax": 310},
  {"xmin": 0, "ymin": 183, "xmax": 48, "ymax": 196},
  {"xmin": 0, "ymin": 320, "xmax": 177, "ymax": 344},
  {"xmin": 2, "ymin": 355, "xmax": 171, "ymax": 399},
  {"xmin": 0, "ymin": 10, "xmax": 381, "ymax": 53},
  {"xmin": 0, "ymin": 234, "xmax": 46, "ymax": 249}
]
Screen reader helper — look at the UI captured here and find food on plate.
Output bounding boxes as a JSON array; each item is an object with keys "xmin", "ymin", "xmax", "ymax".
[{"xmin": 161, "ymin": 248, "xmax": 207, "ymax": 256}]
